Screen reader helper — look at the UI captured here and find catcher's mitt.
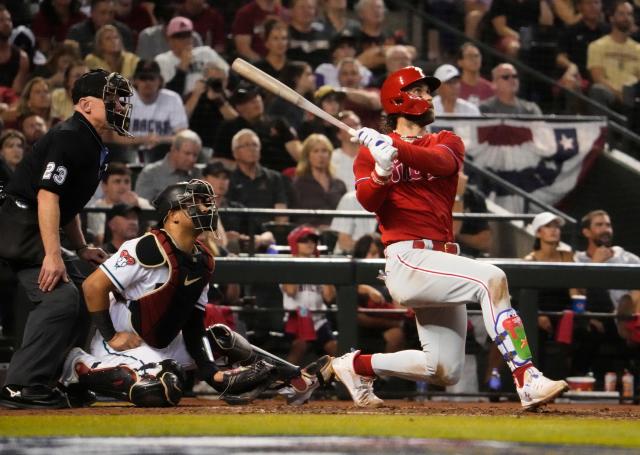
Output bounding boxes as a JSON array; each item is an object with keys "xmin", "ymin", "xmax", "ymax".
[{"xmin": 216, "ymin": 360, "xmax": 276, "ymax": 396}]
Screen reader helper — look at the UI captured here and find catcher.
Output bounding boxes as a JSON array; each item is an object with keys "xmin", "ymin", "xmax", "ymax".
[{"xmin": 60, "ymin": 179, "xmax": 331, "ymax": 406}]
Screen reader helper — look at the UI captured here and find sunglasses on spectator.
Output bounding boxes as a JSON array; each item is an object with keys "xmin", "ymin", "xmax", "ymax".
[{"xmin": 499, "ymin": 74, "xmax": 519, "ymax": 80}]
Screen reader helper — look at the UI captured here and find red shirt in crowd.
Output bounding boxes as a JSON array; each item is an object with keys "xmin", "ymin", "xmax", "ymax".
[
  {"xmin": 231, "ymin": 1, "xmax": 283, "ymax": 57},
  {"xmin": 179, "ymin": 4, "xmax": 226, "ymax": 51},
  {"xmin": 354, "ymin": 131, "xmax": 464, "ymax": 246},
  {"xmin": 459, "ymin": 78, "xmax": 495, "ymax": 105},
  {"xmin": 31, "ymin": 9, "xmax": 86, "ymax": 44}
]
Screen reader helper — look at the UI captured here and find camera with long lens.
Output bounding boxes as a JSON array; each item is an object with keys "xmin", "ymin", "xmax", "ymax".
[{"xmin": 206, "ymin": 78, "xmax": 224, "ymax": 92}]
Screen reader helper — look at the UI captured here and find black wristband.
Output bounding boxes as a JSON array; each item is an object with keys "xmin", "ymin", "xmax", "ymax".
[{"xmin": 91, "ymin": 309, "xmax": 116, "ymax": 341}]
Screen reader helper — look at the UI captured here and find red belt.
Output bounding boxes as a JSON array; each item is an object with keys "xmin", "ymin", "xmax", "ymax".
[{"xmin": 412, "ymin": 239, "xmax": 460, "ymax": 255}]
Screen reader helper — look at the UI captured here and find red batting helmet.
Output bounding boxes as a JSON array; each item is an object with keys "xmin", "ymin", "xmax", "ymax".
[
  {"xmin": 288, "ymin": 226, "xmax": 320, "ymax": 256},
  {"xmin": 380, "ymin": 66, "xmax": 440, "ymax": 116}
]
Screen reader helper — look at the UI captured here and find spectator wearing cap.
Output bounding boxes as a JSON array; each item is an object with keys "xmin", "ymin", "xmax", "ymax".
[
  {"xmin": 265, "ymin": 61, "xmax": 316, "ymax": 133},
  {"xmin": 299, "ymin": 85, "xmax": 347, "ymax": 146},
  {"xmin": 286, "ymin": 0, "xmax": 331, "ymax": 70},
  {"xmin": 154, "ymin": 16, "xmax": 229, "ymax": 97},
  {"xmin": 31, "ymin": 0, "xmax": 87, "ymax": 56},
  {"xmin": 134, "ymin": 129, "xmax": 203, "ymax": 201},
  {"xmin": 202, "ymin": 161, "xmax": 246, "ymax": 234},
  {"xmin": 114, "ymin": 0, "xmax": 154, "ymax": 46},
  {"xmin": 337, "ymin": 57, "xmax": 381, "ymax": 128},
  {"xmin": 102, "ymin": 203, "xmax": 141, "ymax": 253},
  {"xmin": 67, "ymin": 0, "xmax": 134, "ymax": 57},
  {"xmin": 136, "ymin": 2, "xmax": 203, "ymax": 61},
  {"xmin": 232, "ymin": 0, "xmax": 285, "ymax": 62},
  {"xmin": 432, "ymin": 64, "xmax": 481, "ymax": 116},
  {"xmin": 329, "ymin": 110, "xmax": 360, "ymax": 190},
  {"xmin": 320, "ymin": 0, "xmax": 360, "ymax": 36},
  {"xmin": 480, "ymin": 63, "xmax": 542, "ymax": 115},
  {"xmin": 281, "ymin": 225, "xmax": 338, "ymax": 364},
  {"xmin": 254, "ymin": 18, "xmax": 290, "ymax": 80},
  {"xmin": 184, "ymin": 61, "xmax": 237, "ymax": 151},
  {"xmin": 106, "ymin": 59, "xmax": 188, "ymax": 158},
  {"xmin": 0, "ymin": 5, "xmax": 30, "ymax": 95},
  {"xmin": 86, "ymin": 161, "xmax": 152, "ymax": 245},
  {"xmin": 84, "ymin": 24, "xmax": 140, "ymax": 79},
  {"xmin": 315, "ymin": 29, "xmax": 371, "ymax": 88},
  {"xmin": 214, "ymin": 84, "xmax": 303, "ymax": 172},
  {"xmin": 178, "ymin": 0, "xmax": 225, "ymax": 54},
  {"xmin": 457, "ymin": 42, "xmax": 495, "ymax": 106}
]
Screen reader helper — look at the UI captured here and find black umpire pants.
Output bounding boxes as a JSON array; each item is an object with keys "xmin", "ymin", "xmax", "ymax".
[{"xmin": 0, "ymin": 197, "xmax": 89, "ymax": 387}]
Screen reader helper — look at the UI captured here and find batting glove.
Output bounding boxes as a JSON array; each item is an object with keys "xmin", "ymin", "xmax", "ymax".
[
  {"xmin": 352, "ymin": 127, "xmax": 392, "ymax": 148},
  {"xmin": 370, "ymin": 140, "xmax": 397, "ymax": 176}
]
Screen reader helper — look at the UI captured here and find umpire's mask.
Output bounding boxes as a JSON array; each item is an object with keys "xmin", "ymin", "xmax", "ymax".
[{"xmin": 103, "ymin": 72, "xmax": 133, "ymax": 137}]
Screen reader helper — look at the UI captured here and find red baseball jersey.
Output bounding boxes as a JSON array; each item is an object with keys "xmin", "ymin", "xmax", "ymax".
[{"xmin": 354, "ymin": 130, "xmax": 465, "ymax": 246}]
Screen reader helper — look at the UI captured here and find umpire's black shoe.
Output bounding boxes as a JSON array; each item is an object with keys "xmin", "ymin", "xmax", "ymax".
[
  {"xmin": 63, "ymin": 383, "xmax": 97, "ymax": 408},
  {"xmin": 0, "ymin": 384, "xmax": 69, "ymax": 409}
]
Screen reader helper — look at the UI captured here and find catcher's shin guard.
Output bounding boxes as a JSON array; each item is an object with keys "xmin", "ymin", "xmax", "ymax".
[
  {"xmin": 129, "ymin": 359, "xmax": 185, "ymax": 407},
  {"xmin": 129, "ymin": 371, "xmax": 183, "ymax": 407},
  {"xmin": 77, "ymin": 365, "xmax": 138, "ymax": 400}
]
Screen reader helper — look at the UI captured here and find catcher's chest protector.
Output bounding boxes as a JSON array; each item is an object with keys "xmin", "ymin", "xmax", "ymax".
[{"xmin": 129, "ymin": 229, "xmax": 214, "ymax": 348}]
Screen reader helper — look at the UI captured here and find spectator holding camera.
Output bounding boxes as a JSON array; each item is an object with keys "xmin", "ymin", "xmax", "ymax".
[
  {"xmin": 154, "ymin": 16, "xmax": 228, "ymax": 97},
  {"xmin": 185, "ymin": 61, "xmax": 238, "ymax": 151}
]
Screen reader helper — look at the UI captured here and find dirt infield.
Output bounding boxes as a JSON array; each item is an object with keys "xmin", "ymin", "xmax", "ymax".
[{"xmin": 1, "ymin": 398, "xmax": 638, "ymax": 418}]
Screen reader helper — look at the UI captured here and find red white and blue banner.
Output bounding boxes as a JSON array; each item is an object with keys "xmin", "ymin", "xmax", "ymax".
[{"xmin": 429, "ymin": 118, "xmax": 607, "ymax": 213}]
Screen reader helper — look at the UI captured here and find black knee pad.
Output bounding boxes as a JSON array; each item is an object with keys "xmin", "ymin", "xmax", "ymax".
[{"xmin": 129, "ymin": 371, "xmax": 183, "ymax": 407}]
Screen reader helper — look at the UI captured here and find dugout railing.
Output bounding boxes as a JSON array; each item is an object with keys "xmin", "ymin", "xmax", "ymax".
[{"xmin": 210, "ymin": 256, "xmax": 640, "ymax": 363}]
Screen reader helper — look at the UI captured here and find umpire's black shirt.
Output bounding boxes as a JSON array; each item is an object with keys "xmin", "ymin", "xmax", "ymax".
[{"xmin": 6, "ymin": 112, "xmax": 107, "ymax": 226}]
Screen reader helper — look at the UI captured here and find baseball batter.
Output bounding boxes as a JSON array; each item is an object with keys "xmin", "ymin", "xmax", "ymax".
[
  {"xmin": 61, "ymin": 179, "xmax": 330, "ymax": 406},
  {"xmin": 331, "ymin": 66, "xmax": 568, "ymax": 410}
]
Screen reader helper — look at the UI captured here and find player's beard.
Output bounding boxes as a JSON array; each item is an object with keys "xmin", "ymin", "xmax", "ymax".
[{"xmin": 403, "ymin": 109, "xmax": 434, "ymax": 128}]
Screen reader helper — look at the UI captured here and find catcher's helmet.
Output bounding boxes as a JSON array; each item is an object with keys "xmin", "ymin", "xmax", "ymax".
[
  {"xmin": 153, "ymin": 179, "xmax": 218, "ymax": 232},
  {"xmin": 287, "ymin": 226, "xmax": 320, "ymax": 256},
  {"xmin": 380, "ymin": 66, "xmax": 440, "ymax": 116},
  {"xmin": 72, "ymin": 69, "xmax": 134, "ymax": 137}
]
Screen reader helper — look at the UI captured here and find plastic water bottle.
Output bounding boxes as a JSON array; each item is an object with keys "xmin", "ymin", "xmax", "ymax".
[{"xmin": 415, "ymin": 380, "xmax": 427, "ymax": 402}]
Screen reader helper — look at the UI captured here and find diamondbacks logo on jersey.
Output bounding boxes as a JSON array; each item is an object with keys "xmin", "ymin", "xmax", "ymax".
[{"xmin": 115, "ymin": 250, "xmax": 136, "ymax": 268}]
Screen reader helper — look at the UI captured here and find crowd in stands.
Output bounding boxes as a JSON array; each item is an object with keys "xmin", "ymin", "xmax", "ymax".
[{"xmin": 0, "ymin": 0, "xmax": 638, "ymax": 399}]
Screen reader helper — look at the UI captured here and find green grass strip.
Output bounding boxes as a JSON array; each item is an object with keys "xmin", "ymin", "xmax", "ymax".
[{"xmin": 1, "ymin": 414, "xmax": 639, "ymax": 448}]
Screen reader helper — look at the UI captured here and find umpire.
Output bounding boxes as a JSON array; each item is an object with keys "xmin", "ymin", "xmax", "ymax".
[{"xmin": 0, "ymin": 69, "xmax": 134, "ymax": 409}]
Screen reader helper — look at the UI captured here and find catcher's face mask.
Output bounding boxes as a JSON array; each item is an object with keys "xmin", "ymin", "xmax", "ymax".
[
  {"xmin": 176, "ymin": 179, "xmax": 219, "ymax": 232},
  {"xmin": 103, "ymin": 72, "xmax": 133, "ymax": 137}
]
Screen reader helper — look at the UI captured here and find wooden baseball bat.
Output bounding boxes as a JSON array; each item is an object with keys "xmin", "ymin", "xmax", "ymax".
[{"xmin": 231, "ymin": 58, "xmax": 357, "ymax": 137}]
